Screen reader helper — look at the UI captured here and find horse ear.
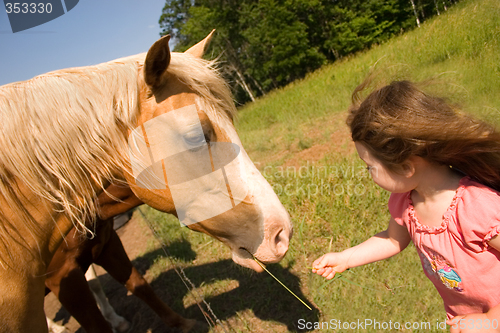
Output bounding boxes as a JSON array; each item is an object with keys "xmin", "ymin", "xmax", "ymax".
[
  {"xmin": 144, "ymin": 35, "xmax": 171, "ymax": 88},
  {"xmin": 185, "ymin": 29, "xmax": 215, "ymax": 58}
]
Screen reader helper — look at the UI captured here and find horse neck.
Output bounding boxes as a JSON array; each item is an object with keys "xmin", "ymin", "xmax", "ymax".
[{"xmin": 0, "ymin": 62, "xmax": 142, "ymax": 268}]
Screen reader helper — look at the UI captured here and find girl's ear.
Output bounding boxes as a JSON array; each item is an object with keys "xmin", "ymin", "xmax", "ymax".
[{"xmin": 401, "ymin": 157, "xmax": 418, "ymax": 178}]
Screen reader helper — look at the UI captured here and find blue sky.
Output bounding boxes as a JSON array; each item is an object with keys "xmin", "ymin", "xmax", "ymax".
[{"xmin": 0, "ymin": 0, "xmax": 173, "ymax": 86}]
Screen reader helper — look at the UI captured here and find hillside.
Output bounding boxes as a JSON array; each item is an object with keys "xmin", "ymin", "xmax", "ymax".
[{"xmin": 237, "ymin": 0, "xmax": 500, "ymax": 166}]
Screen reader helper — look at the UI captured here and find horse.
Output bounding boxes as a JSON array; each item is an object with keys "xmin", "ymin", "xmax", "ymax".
[
  {"xmin": 0, "ymin": 30, "xmax": 292, "ymax": 333},
  {"xmin": 45, "ymin": 184, "xmax": 196, "ymax": 333},
  {"xmin": 47, "ymin": 262, "xmax": 132, "ymax": 333}
]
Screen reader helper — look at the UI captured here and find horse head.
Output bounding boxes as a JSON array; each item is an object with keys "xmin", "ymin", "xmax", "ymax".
[{"xmin": 123, "ymin": 32, "xmax": 292, "ymax": 272}]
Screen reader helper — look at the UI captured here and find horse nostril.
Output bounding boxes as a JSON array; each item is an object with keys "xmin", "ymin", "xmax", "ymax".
[{"xmin": 273, "ymin": 228, "xmax": 290, "ymax": 258}]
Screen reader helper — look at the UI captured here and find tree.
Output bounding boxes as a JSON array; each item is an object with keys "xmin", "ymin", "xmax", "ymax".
[
  {"xmin": 158, "ymin": 0, "xmax": 456, "ymax": 105},
  {"xmin": 239, "ymin": 0, "xmax": 326, "ymax": 91},
  {"xmin": 159, "ymin": 0, "xmax": 325, "ymax": 103},
  {"xmin": 160, "ymin": 0, "xmax": 261, "ymax": 102},
  {"xmin": 307, "ymin": 0, "xmax": 415, "ymax": 60},
  {"xmin": 159, "ymin": 0, "xmax": 194, "ymax": 46}
]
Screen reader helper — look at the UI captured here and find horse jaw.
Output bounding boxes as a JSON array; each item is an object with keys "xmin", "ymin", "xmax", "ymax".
[
  {"xmin": 243, "ymin": 166, "xmax": 292, "ymax": 269},
  {"xmin": 232, "ymin": 251, "xmax": 265, "ymax": 272}
]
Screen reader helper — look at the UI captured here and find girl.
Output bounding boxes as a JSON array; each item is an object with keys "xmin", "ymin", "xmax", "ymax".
[{"xmin": 312, "ymin": 80, "xmax": 500, "ymax": 332}]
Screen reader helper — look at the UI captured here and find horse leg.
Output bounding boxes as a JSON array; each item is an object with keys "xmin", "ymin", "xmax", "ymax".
[
  {"xmin": 45, "ymin": 250, "xmax": 114, "ymax": 333},
  {"xmin": 0, "ymin": 265, "xmax": 48, "ymax": 333},
  {"xmin": 94, "ymin": 229, "xmax": 197, "ymax": 333},
  {"xmin": 85, "ymin": 264, "xmax": 130, "ymax": 333}
]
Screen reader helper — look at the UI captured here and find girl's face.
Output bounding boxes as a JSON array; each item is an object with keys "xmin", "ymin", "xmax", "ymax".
[{"xmin": 355, "ymin": 141, "xmax": 416, "ymax": 193}]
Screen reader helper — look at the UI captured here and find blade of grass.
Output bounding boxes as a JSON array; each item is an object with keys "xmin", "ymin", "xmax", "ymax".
[
  {"xmin": 317, "ymin": 270, "xmax": 378, "ymax": 292},
  {"xmin": 246, "ymin": 250, "xmax": 312, "ymax": 311},
  {"xmin": 328, "ymin": 236, "xmax": 334, "ymax": 252},
  {"xmin": 338, "ymin": 275, "xmax": 379, "ymax": 291},
  {"xmin": 298, "ymin": 215, "xmax": 307, "ymax": 262},
  {"xmin": 317, "ymin": 272, "xmax": 344, "ymax": 291}
]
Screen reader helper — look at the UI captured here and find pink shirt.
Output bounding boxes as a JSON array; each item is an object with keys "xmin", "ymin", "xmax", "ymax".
[{"xmin": 388, "ymin": 177, "xmax": 500, "ymax": 318}]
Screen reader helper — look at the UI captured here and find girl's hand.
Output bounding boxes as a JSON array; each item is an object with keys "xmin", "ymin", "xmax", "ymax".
[
  {"xmin": 311, "ymin": 252, "xmax": 349, "ymax": 279},
  {"xmin": 447, "ymin": 313, "xmax": 500, "ymax": 333}
]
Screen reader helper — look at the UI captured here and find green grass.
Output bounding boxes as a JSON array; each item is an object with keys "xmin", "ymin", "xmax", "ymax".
[{"xmin": 140, "ymin": 0, "xmax": 500, "ymax": 331}]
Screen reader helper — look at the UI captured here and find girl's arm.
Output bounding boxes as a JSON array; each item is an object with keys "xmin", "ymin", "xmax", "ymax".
[{"xmin": 312, "ymin": 218, "xmax": 411, "ymax": 279}]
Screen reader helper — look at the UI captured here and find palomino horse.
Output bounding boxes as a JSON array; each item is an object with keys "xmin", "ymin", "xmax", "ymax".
[{"xmin": 0, "ymin": 31, "xmax": 292, "ymax": 333}]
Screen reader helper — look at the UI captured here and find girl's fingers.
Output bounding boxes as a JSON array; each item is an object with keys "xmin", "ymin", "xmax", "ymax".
[
  {"xmin": 313, "ymin": 267, "xmax": 325, "ymax": 274},
  {"xmin": 321, "ymin": 267, "xmax": 334, "ymax": 278},
  {"xmin": 312, "ymin": 264, "xmax": 337, "ymax": 280},
  {"xmin": 322, "ymin": 267, "xmax": 336, "ymax": 279},
  {"xmin": 312, "ymin": 256, "xmax": 324, "ymax": 269}
]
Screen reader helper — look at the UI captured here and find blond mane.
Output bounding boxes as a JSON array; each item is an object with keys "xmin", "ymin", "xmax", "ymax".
[{"xmin": 0, "ymin": 51, "xmax": 235, "ymax": 262}]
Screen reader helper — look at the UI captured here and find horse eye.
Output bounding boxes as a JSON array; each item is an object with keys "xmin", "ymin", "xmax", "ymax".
[{"xmin": 183, "ymin": 131, "xmax": 206, "ymax": 147}]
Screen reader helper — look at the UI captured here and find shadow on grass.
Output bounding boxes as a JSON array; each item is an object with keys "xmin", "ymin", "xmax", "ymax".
[
  {"xmin": 157, "ymin": 259, "xmax": 320, "ymax": 332},
  {"xmin": 59, "ymin": 238, "xmax": 318, "ymax": 333}
]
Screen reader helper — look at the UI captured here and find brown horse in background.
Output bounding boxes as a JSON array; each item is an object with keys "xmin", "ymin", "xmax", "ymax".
[
  {"xmin": 0, "ymin": 31, "xmax": 292, "ymax": 333},
  {"xmin": 45, "ymin": 184, "xmax": 190, "ymax": 333}
]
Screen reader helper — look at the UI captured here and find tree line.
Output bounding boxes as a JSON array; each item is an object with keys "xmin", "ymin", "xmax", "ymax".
[{"xmin": 159, "ymin": 0, "xmax": 459, "ymax": 104}]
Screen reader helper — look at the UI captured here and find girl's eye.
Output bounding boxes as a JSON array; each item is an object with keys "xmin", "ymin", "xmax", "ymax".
[{"xmin": 366, "ymin": 166, "xmax": 373, "ymax": 172}]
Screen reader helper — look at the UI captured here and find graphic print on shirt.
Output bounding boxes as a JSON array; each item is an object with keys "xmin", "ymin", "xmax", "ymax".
[{"xmin": 419, "ymin": 250, "xmax": 463, "ymax": 292}]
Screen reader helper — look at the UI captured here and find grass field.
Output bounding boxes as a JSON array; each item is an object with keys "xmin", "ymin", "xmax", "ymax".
[{"xmin": 137, "ymin": 0, "xmax": 500, "ymax": 331}]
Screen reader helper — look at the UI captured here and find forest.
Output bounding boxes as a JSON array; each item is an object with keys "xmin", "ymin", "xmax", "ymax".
[{"xmin": 159, "ymin": 0, "xmax": 460, "ymax": 104}]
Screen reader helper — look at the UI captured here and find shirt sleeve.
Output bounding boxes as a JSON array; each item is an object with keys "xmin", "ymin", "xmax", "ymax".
[
  {"xmin": 388, "ymin": 192, "xmax": 408, "ymax": 227},
  {"xmin": 456, "ymin": 181, "xmax": 500, "ymax": 252}
]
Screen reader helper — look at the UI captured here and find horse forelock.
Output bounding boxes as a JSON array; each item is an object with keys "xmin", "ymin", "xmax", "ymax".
[{"xmin": 166, "ymin": 52, "xmax": 237, "ymax": 123}]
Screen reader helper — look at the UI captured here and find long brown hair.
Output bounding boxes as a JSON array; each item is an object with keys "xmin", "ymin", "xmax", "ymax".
[{"xmin": 347, "ymin": 80, "xmax": 500, "ymax": 191}]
